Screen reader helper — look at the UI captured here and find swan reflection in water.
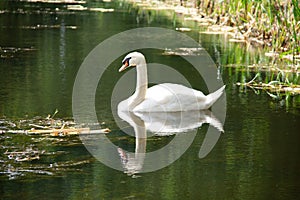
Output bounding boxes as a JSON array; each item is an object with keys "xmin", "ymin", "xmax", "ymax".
[{"xmin": 117, "ymin": 109, "xmax": 224, "ymax": 175}]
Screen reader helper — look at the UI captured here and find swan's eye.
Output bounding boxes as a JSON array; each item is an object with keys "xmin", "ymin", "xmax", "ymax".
[{"xmin": 122, "ymin": 57, "xmax": 131, "ymax": 66}]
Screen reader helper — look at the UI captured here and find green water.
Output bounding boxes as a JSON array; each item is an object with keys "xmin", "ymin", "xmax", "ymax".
[{"xmin": 0, "ymin": 1, "xmax": 300, "ymax": 199}]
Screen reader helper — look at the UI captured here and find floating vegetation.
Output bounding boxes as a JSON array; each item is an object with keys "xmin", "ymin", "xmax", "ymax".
[
  {"xmin": 163, "ymin": 47, "xmax": 204, "ymax": 56},
  {"xmin": 0, "ymin": 0, "xmax": 114, "ymax": 15},
  {"xmin": 224, "ymin": 63, "xmax": 300, "ymax": 74},
  {"xmin": 66, "ymin": 5, "xmax": 87, "ymax": 10},
  {"xmin": 175, "ymin": 27, "xmax": 192, "ymax": 32},
  {"xmin": 0, "ymin": 46, "xmax": 36, "ymax": 58},
  {"xmin": 0, "ymin": 110, "xmax": 110, "ymax": 180},
  {"xmin": 237, "ymin": 76, "xmax": 300, "ymax": 97},
  {"xmin": 0, "ymin": 155, "xmax": 93, "ymax": 180},
  {"xmin": 201, "ymin": 25, "xmax": 237, "ymax": 35},
  {"xmin": 0, "ymin": 111, "xmax": 110, "ymax": 136},
  {"xmin": 67, "ymin": 5, "xmax": 114, "ymax": 12},
  {"xmin": 5, "ymin": 148, "xmax": 44, "ymax": 162},
  {"xmin": 20, "ymin": 24, "xmax": 77, "ymax": 30},
  {"xmin": 0, "ymin": 132, "xmax": 92, "ymax": 180},
  {"xmin": 88, "ymin": 7, "xmax": 114, "ymax": 12},
  {"xmin": 233, "ymin": 64, "xmax": 300, "ymax": 101},
  {"xmin": 18, "ymin": 0, "xmax": 86, "ymax": 4}
]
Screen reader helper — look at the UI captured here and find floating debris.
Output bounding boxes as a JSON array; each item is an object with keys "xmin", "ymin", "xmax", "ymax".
[
  {"xmin": 5, "ymin": 148, "xmax": 43, "ymax": 162},
  {"xmin": 67, "ymin": 5, "xmax": 114, "ymax": 12},
  {"xmin": 18, "ymin": 169, "xmax": 54, "ymax": 176},
  {"xmin": 0, "ymin": 110, "xmax": 111, "ymax": 136},
  {"xmin": 0, "ymin": 156, "xmax": 92, "ymax": 180},
  {"xmin": 3, "ymin": 122, "xmax": 110, "ymax": 136},
  {"xmin": 237, "ymin": 81, "xmax": 300, "ymax": 96},
  {"xmin": 20, "ymin": 24, "xmax": 77, "ymax": 30},
  {"xmin": 200, "ymin": 25, "xmax": 237, "ymax": 35},
  {"xmin": 27, "ymin": 127, "xmax": 111, "ymax": 136},
  {"xmin": 0, "ymin": 46, "xmax": 36, "ymax": 58},
  {"xmin": 19, "ymin": 0, "xmax": 86, "ymax": 4},
  {"xmin": 237, "ymin": 73, "xmax": 300, "ymax": 97},
  {"xmin": 223, "ymin": 64, "xmax": 299, "ymax": 74},
  {"xmin": 67, "ymin": 5, "xmax": 87, "ymax": 11},
  {"xmin": 163, "ymin": 47, "xmax": 204, "ymax": 56},
  {"xmin": 89, "ymin": 8, "xmax": 114, "ymax": 12},
  {"xmin": 175, "ymin": 27, "xmax": 191, "ymax": 32},
  {"xmin": 0, "ymin": 111, "xmax": 107, "ymax": 180}
]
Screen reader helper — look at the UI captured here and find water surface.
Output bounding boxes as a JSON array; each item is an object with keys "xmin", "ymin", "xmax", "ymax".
[{"xmin": 0, "ymin": 1, "xmax": 300, "ymax": 199}]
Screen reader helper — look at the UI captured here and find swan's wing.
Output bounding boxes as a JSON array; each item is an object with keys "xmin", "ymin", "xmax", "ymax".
[{"xmin": 134, "ymin": 83, "xmax": 206, "ymax": 112}]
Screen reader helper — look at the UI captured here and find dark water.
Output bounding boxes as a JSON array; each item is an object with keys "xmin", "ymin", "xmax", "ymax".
[{"xmin": 1, "ymin": 1, "xmax": 300, "ymax": 199}]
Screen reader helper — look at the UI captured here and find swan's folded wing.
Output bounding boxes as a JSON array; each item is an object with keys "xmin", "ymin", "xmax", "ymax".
[{"xmin": 135, "ymin": 83, "xmax": 206, "ymax": 112}]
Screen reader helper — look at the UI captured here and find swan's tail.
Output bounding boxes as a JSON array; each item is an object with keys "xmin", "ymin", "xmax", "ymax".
[{"xmin": 204, "ymin": 85, "xmax": 226, "ymax": 109}]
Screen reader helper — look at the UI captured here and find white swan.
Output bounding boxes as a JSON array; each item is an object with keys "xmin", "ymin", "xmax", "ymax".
[{"xmin": 118, "ymin": 52, "xmax": 225, "ymax": 112}]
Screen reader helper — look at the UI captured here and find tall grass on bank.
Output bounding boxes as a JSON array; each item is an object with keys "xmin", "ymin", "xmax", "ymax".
[{"xmin": 180, "ymin": 0, "xmax": 300, "ymax": 59}]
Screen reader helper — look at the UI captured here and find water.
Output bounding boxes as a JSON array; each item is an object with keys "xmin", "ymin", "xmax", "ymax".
[{"xmin": 1, "ymin": 1, "xmax": 300, "ymax": 199}]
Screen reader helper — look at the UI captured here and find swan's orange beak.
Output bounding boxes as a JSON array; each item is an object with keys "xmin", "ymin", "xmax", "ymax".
[{"xmin": 119, "ymin": 60, "xmax": 129, "ymax": 72}]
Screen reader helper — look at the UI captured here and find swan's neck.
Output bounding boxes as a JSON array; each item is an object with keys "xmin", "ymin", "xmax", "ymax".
[{"xmin": 129, "ymin": 61, "xmax": 148, "ymax": 110}]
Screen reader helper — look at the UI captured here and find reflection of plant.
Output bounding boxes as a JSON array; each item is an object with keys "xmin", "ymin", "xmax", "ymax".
[
  {"xmin": 235, "ymin": 66, "xmax": 300, "ymax": 105},
  {"xmin": 203, "ymin": 31, "xmax": 300, "ymax": 102}
]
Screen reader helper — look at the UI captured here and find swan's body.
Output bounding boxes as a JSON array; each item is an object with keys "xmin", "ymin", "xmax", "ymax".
[{"xmin": 118, "ymin": 52, "xmax": 225, "ymax": 112}]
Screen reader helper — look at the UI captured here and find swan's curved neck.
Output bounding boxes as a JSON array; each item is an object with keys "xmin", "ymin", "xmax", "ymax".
[{"xmin": 129, "ymin": 59, "xmax": 148, "ymax": 109}]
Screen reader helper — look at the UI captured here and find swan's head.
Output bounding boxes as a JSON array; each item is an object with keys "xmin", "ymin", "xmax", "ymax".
[{"xmin": 119, "ymin": 52, "xmax": 145, "ymax": 72}]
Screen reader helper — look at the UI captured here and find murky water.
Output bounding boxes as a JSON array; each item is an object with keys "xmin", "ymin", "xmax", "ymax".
[{"xmin": 0, "ymin": 1, "xmax": 300, "ymax": 199}]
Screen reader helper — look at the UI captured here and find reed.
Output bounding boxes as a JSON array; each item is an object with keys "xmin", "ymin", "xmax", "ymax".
[{"xmin": 179, "ymin": 0, "xmax": 300, "ymax": 59}]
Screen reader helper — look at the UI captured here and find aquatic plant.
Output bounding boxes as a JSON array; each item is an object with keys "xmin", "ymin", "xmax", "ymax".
[
  {"xmin": 216, "ymin": 0, "xmax": 298, "ymax": 59},
  {"xmin": 124, "ymin": 0, "xmax": 300, "ymax": 99},
  {"xmin": 150, "ymin": 0, "xmax": 300, "ymax": 61}
]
